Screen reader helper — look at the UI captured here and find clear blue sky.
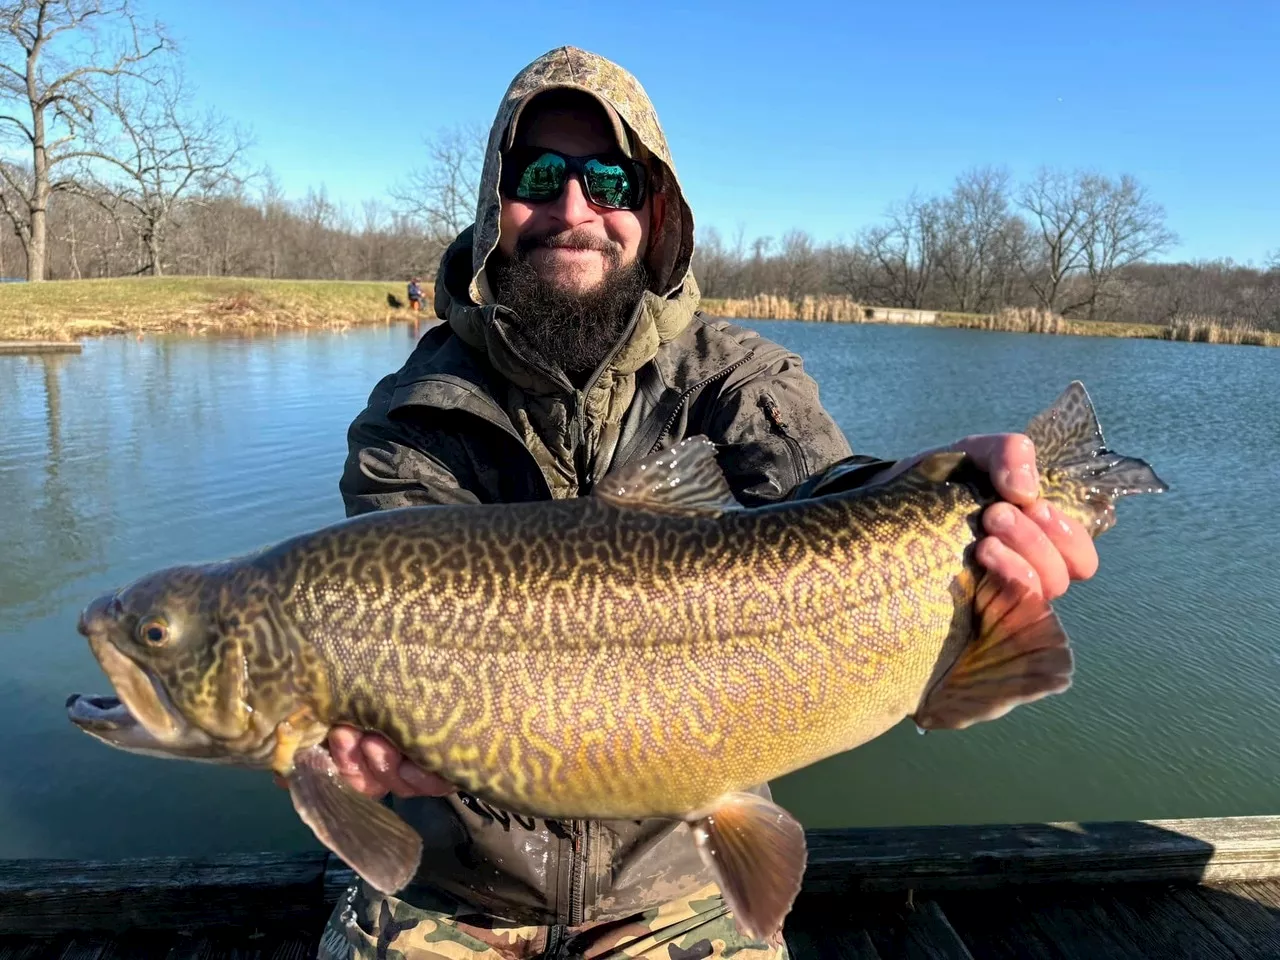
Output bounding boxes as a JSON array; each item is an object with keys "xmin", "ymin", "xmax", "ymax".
[{"xmin": 156, "ymin": 0, "xmax": 1277, "ymax": 265}]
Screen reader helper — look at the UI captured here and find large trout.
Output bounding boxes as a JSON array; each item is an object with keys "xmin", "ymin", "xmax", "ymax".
[{"xmin": 67, "ymin": 381, "xmax": 1166, "ymax": 941}]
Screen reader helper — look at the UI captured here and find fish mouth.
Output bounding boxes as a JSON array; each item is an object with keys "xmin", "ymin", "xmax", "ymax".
[{"xmin": 69, "ymin": 605, "xmax": 227, "ymax": 761}]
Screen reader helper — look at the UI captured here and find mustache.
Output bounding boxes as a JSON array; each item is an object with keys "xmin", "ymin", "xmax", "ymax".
[{"xmin": 515, "ymin": 230, "xmax": 619, "ymax": 256}]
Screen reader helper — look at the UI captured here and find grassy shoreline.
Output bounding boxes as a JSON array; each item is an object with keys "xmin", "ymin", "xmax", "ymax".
[
  {"xmin": 699, "ymin": 296, "xmax": 1280, "ymax": 347},
  {"xmin": 0, "ymin": 276, "xmax": 407, "ymax": 341},
  {"xmin": 2, "ymin": 278, "xmax": 1275, "ymax": 348}
]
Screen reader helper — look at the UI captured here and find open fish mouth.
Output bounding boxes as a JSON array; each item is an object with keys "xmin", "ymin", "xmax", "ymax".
[
  {"xmin": 65, "ymin": 690, "xmax": 236, "ymax": 762},
  {"xmin": 66, "ymin": 693, "xmax": 135, "ymax": 733}
]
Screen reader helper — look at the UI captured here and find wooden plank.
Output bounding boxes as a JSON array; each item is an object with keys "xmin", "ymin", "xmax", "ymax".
[
  {"xmin": 1090, "ymin": 884, "xmax": 1240, "ymax": 959},
  {"xmin": 0, "ymin": 342, "xmax": 82, "ymax": 356},
  {"xmin": 0, "ymin": 853, "xmax": 330, "ymax": 934},
  {"xmin": 922, "ymin": 892, "xmax": 1062, "ymax": 960},
  {"xmin": 783, "ymin": 893, "xmax": 883, "ymax": 959},
  {"xmin": 805, "ymin": 816, "xmax": 1280, "ymax": 892},
  {"xmin": 1193, "ymin": 882, "xmax": 1280, "ymax": 956},
  {"xmin": 898, "ymin": 901, "xmax": 974, "ymax": 959}
]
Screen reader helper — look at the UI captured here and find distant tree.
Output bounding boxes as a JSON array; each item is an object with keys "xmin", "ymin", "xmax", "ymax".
[
  {"xmin": 0, "ymin": 0, "xmax": 169, "ymax": 280},
  {"xmin": 935, "ymin": 166, "xmax": 1017, "ymax": 313},
  {"xmin": 389, "ymin": 123, "xmax": 485, "ymax": 253},
  {"xmin": 1017, "ymin": 168, "xmax": 1176, "ymax": 317},
  {"xmin": 79, "ymin": 65, "xmax": 248, "ymax": 275},
  {"xmin": 857, "ymin": 192, "xmax": 941, "ymax": 308}
]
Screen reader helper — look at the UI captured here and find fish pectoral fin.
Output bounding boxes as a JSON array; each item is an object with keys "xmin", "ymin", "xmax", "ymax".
[
  {"xmin": 594, "ymin": 436, "xmax": 741, "ymax": 516},
  {"xmin": 914, "ymin": 569, "xmax": 1074, "ymax": 731},
  {"xmin": 286, "ymin": 744, "xmax": 423, "ymax": 895},
  {"xmin": 690, "ymin": 791, "xmax": 807, "ymax": 944}
]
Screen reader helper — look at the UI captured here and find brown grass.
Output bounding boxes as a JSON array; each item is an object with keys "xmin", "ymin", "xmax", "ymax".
[
  {"xmin": 700, "ymin": 294, "xmax": 867, "ymax": 322},
  {"xmin": 0, "ymin": 276, "xmax": 413, "ymax": 341}
]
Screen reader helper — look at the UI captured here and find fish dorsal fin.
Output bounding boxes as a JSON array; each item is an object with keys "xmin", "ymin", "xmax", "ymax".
[
  {"xmin": 913, "ymin": 568, "xmax": 1074, "ymax": 731},
  {"xmin": 287, "ymin": 744, "xmax": 423, "ymax": 894},
  {"xmin": 689, "ymin": 791, "xmax": 807, "ymax": 944},
  {"xmin": 595, "ymin": 436, "xmax": 740, "ymax": 516}
]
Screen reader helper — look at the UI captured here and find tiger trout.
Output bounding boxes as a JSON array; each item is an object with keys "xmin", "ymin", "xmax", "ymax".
[{"xmin": 67, "ymin": 381, "xmax": 1166, "ymax": 941}]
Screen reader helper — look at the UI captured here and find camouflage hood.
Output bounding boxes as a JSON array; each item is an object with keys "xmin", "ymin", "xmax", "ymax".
[
  {"xmin": 435, "ymin": 47, "xmax": 702, "ymax": 497},
  {"xmin": 467, "ymin": 45, "xmax": 696, "ymax": 305}
]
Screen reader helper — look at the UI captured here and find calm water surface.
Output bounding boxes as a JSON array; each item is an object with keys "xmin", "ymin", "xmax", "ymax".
[{"xmin": 0, "ymin": 320, "xmax": 1277, "ymax": 859}]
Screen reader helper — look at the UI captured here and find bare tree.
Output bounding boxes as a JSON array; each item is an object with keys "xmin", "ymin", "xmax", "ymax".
[
  {"xmin": 1017, "ymin": 169, "xmax": 1175, "ymax": 317},
  {"xmin": 79, "ymin": 66, "xmax": 246, "ymax": 274},
  {"xmin": 0, "ymin": 0, "xmax": 168, "ymax": 279},
  {"xmin": 935, "ymin": 166, "xmax": 1017, "ymax": 313},
  {"xmin": 389, "ymin": 122, "xmax": 485, "ymax": 248},
  {"xmin": 857, "ymin": 193, "xmax": 941, "ymax": 308}
]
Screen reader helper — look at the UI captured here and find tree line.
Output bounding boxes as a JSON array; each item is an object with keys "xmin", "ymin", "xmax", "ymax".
[{"xmin": 2, "ymin": 2, "xmax": 1276, "ymax": 332}]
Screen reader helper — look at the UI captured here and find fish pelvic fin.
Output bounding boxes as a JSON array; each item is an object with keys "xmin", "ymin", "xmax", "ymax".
[
  {"xmin": 1025, "ymin": 381, "xmax": 1169, "ymax": 536},
  {"xmin": 595, "ymin": 436, "xmax": 741, "ymax": 516},
  {"xmin": 914, "ymin": 567, "xmax": 1073, "ymax": 731},
  {"xmin": 690, "ymin": 791, "xmax": 807, "ymax": 945},
  {"xmin": 287, "ymin": 744, "xmax": 423, "ymax": 895}
]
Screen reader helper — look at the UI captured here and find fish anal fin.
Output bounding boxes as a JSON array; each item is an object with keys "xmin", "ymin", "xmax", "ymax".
[
  {"xmin": 914, "ymin": 569, "xmax": 1074, "ymax": 731},
  {"xmin": 690, "ymin": 791, "xmax": 807, "ymax": 944},
  {"xmin": 595, "ymin": 436, "xmax": 740, "ymax": 516},
  {"xmin": 287, "ymin": 744, "xmax": 423, "ymax": 894}
]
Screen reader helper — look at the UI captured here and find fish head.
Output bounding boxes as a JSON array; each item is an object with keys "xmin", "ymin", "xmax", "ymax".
[{"xmin": 67, "ymin": 563, "xmax": 288, "ymax": 767}]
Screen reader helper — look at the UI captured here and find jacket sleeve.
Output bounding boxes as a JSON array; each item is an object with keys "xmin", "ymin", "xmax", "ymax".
[
  {"xmin": 706, "ymin": 341, "xmax": 894, "ymax": 506},
  {"xmin": 338, "ymin": 374, "xmax": 481, "ymax": 517}
]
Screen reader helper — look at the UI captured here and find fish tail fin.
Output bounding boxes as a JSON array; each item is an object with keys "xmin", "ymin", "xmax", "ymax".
[{"xmin": 1025, "ymin": 381, "xmax": 1168, "ymax": 537}]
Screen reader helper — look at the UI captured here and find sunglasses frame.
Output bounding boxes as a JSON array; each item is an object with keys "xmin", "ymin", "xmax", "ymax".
[{"xmin": 500, "ymin": 147, "xmax": 648, "ymax": 211}]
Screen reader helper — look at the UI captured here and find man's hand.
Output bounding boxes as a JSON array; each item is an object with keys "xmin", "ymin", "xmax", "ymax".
[
  {"xmin": 327, "ymin": 725, "xmax": 458, "ymax": 800},
  {"xmin": 876, "ymin": 433, "xmax": 1098, "ymax": 601}
]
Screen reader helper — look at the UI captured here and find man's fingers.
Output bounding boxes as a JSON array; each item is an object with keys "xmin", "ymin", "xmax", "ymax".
[
  {"xmin": 359, "ymin": 735, "xmax": 458, "ymax": 798},
  {"xmin": 954, "ymin": 433, "xmax": 1039, "ymax": 504},
  {"xmin": 974, "ymin": 529, "xmax": 1045, "ymax": 602},
  {"xmin": 982, "ymin": 502, "xmax": 1068, "ymax": 600},
  {"xmin": 1033, "ymin": 502, "xmax": 1099, "ymax": 582},
  {"xmin": 328, "ymin": 725, "xmax": 385, "ymax": 799}
]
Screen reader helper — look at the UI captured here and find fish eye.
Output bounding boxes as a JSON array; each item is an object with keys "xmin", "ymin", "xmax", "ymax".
[{"xmin": 137, "ymin": 618, "xmax": 170, "ymax": 647}]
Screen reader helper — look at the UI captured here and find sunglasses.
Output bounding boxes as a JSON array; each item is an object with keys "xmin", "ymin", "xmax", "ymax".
[{"xmin": 501, "ymin": 147, "xmax": 647, "ymax": 211}]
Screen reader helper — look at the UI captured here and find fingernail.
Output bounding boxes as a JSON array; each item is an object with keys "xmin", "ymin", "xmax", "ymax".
[
  {"xmin": 1002, "ymin": 463, "xmax": 1039, "ymax": 497},
  {"xmin": 1028, "ymin": 501, "xmax": 1052, "ymax": 524},
  {"xmin": 986, "ymin": 504, "xmax": 1015, "ymax": 532}
]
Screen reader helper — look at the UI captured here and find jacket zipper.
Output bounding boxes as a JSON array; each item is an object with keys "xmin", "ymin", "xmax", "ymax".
[
  {"xmin": 567, "ymin": 819, "xmax": 590, "ymax": 927},
  {"xmin": 760, "ymin": 392, "xmax": 809, "ymax": 491},
  {"xmin": 646, "ymin": 353, "xmax": 756, "ymax": 456}
]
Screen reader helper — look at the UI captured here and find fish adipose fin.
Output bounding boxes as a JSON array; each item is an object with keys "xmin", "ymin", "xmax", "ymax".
[
  {"xmin": 595, "ymin": 436, "xmax": 741, "ymax": 516},
  {"xmin": 690, "ymin": 791, "xmax": 807, "ymax": 944},
  {"xmin": 915, "ymin": 566, "xmax": 1073, "ymax": 731},
  {"xmin": 287, "ymin": 744, "xmax": 423, "ymax": 894},
  {"xmin": 1025, "ymin": 380, "xmax": 1169, "ymax": 536}
]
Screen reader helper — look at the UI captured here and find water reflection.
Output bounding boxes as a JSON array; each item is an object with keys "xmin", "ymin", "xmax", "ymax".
[{"xmin": 0, "ymin": 321, "xmax": 1277, "ymax": 859}]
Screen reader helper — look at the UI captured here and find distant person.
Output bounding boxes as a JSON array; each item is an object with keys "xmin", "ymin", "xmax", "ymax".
[
  {"xmin": 322, "ymin": 46, "xmax": 1098, "ymax": 959},
  {"xmin": 406, "ymin": 276, "xmax": 424, "ymax": 311}
]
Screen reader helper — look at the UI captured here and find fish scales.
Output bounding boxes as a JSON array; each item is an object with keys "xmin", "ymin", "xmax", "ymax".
[
  {"xmin": 254, "ymin": 470, "xmax": 978, "ymax": 821},
  {"xmin": 67, "ymin": 381, "xmax": 1169, "ymax": 942}
]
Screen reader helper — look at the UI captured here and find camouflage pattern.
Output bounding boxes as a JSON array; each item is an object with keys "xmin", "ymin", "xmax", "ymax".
[
  {"xmin": 441, "ymin": 46, "xmax": 703, "ymax": 503},
  {"xmin": 319, "ymin": 880, "xmax": 790, "ymax": 960},
  {"xmin": 469, "ymin": 45, "xmax": 694, "ymax": 304}
]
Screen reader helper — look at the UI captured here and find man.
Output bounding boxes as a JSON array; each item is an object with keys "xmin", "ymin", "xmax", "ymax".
[{"xmin": 320, "ymin": 47, "xmax": 1097, "ymax": 960}]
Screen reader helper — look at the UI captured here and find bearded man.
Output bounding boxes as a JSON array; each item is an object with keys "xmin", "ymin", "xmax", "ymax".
[{"xmin": 320, "ymin": 46, "xmax": 1097, "ymax": 960}]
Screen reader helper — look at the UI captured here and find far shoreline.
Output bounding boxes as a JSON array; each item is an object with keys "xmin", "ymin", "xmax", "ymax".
[{"xmin": 1, "ymin": 277, "xmax": 1274, "ymax": 348}]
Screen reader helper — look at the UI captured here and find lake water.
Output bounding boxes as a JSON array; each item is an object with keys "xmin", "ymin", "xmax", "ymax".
[{"xmin": 1, "ymin": 320, "xmax": 1277, "ymax": 860}]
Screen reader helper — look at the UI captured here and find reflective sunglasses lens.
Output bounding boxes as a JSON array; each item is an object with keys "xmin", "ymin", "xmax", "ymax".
[
  {"xmin": 583, "ymin": 159, "xmax": 637, "ymax": 209},
  {"xmin": 515, "ymin": 153, "xmax": 566, "ymax": 201}
]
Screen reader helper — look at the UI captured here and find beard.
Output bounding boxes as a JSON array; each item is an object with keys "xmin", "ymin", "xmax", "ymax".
[{"xmin": 489, "ymin": 229, "xmax": 649, "ymax": 384}]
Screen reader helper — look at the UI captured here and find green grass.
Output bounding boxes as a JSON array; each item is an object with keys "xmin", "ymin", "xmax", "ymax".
[{"xmin": 0, "ymin": 276, "xmax": 416, "ymax": 341}]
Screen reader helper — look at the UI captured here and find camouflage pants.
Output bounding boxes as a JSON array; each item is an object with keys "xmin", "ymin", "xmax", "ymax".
[{"xmin": 317, "ymin": 880, "xmax": 790, "ymax": 960}]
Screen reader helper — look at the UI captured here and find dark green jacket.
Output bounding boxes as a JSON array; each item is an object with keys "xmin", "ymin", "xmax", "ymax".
[{"xmin": 337, "ymin": 233, "xmax": 890, "ymax": 928}]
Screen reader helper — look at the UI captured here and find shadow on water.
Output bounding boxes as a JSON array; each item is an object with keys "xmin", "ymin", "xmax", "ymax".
[{"xmin": 786, "ymin": 819, "xmax": 1280, "ymax": 958}]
